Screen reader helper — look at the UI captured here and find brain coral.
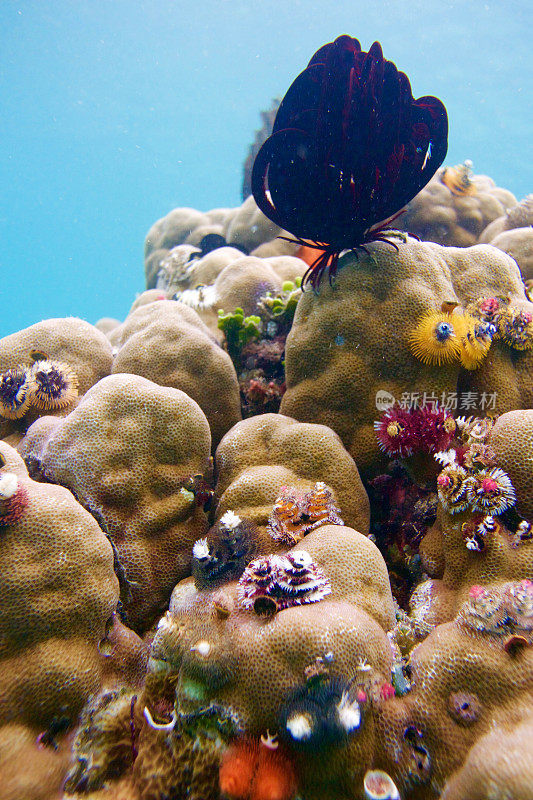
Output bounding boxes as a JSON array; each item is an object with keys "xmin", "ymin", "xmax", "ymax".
[
  {"xmin": 20, "ymin": 374, "xmax": 212, "ymax": 632},
  {"xmin": 214, "ymin": 413, "xmax": 370, "ymax": 553},
  {"xmin": 0, "ymin": 440, "xmax": 126, "ymax": 798},
  {"xmin": 281, "ymin": 238, "xmax": 533, "ymax": 473},
  {"xmin": 399, "ymin": 164, "xmax": 517, "ymax": 246},
  {"xmin": 109, "ymin": 300, "xmax": 241, "ymax": 448}
]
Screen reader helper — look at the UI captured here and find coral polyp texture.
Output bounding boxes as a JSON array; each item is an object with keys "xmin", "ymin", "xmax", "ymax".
[
  {"xmin": 2, "ymin": 50, "xmax": 533, "ymax": 799},
  {"xmin": 108, "ymin": 300, "xmax": 241, "ymax": 449},
  {"xmin": 0, "ymin": 318, "xmax": 112, "ymax": 449},
  {"xmin": 213, "ymin": 413, "xmax": 370, "ymax": 556},
  {"xmin": 399, "ymin": 162, "xmax": 517, "ymax": 246},
  {"xmin": 144, "ymin": 196, "xmax": 298, "ymax": 290},
  {"xmin": 0, "ymin": 441, "xmax": 147, "ymax": 799},
  {"xmin": 379, "ymin": 592, "xmax": 533, "ymax": 797},
  {"xmin": 18, "ymin": 373, "xmax": 212, "ymax": 632},
  {"xmin": 281, "ymin": 238, "xmax": 533, "ymax": 473},
  {"xmin": 411, "ymin": 413, "xmax": 533, "ymax": 631},
  {"xmin": 66, "ymin": 523, "xmax": 396, "ymax": 799}
]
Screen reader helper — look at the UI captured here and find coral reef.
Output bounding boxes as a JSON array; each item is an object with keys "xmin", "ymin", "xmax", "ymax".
[
  {"xmin": 17, "ymin": 374, "xmax": 212, "ymax": 632},
  {"xmin": 281, "ymin": 238, "xmax": 533, "ymax": 473},
  {"xmin": 0, "ymin": 318, "xmax": 112, "ymax": 444},
  {"xmin": 409, "ymin": 413, "xmax": 533, "ymax": 630},
  {"xmin": 213, "ymin": 413, "xmax": 370, "ymax": 555},
  {"xmin": 144, "ymin": 197, "xmax": 299, "ymax": 290},
  {"xmin": 399, "ymin": 162, "xmax": 517, "ymax": 246},
  {"xmin": 379, "ymin": 591, "xmax": 533, "ymax": 797},
  {"xmin": 1, "ymin": 57, "xmax": 532, "ymax": 799},
  {"xmin": 108, "ymin": 299, "xmax": 241, "ymax": 449},
  {"xmin": 0, "ymin": 441, "xmax": 147, "ymax": 800},
  {"xmin": 478, "ymin": 196, "xmax": 533, "ymax": 291}
]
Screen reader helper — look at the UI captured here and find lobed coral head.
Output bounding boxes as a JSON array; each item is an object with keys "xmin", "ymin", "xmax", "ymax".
[
  {"xmin": 237, "ymin": 551, "xmax": 331, "ymax": 613},
  {"xmin": 0, "ymin": 366, "xmax": 33, "ymax": 419},
  {"xmin": 29, "ymin": 359, "xmax": 79, "ymax": 410}
]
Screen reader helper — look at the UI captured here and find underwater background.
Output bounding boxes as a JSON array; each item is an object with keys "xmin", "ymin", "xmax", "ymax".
[{"xmin": 0, "ymin": 0, "xmax": 531, "ymax": 336}]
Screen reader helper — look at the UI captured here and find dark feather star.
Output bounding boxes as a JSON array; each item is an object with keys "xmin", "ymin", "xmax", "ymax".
[{"xmin": 252, "ymin": 35, "xmax": 448, "ymax": 290}]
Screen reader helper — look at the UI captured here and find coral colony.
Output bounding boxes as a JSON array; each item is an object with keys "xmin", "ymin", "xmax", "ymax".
[{"xmin": 1, "ymin": 30, "xmax": 533, "ymax": 800}]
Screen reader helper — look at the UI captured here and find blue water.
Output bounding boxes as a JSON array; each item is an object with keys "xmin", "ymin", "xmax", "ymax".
[{"xmin": 0, "ymin": 0, "xmax": 531, "ymax": 337}]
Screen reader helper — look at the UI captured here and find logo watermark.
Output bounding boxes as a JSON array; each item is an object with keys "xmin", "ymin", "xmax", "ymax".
[{"xmin": 375, "ymin": 389, "xmax": 497, "ymax": 412}]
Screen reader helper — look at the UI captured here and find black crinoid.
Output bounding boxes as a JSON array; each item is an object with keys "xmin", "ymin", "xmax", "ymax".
[{"xmin": 252, "ymin": 35, "xmax": 448, "ymax": 290}]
